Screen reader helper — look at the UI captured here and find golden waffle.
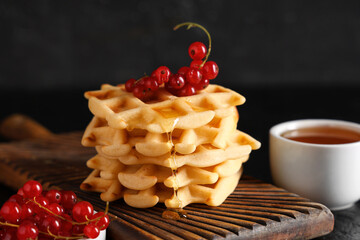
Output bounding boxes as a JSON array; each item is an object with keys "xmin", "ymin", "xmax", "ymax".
[
  {"xmin": 82, "ymin": 111, "xmax": 259, "ymax": 157},
  {"xmin": 123, "ymin": 169, "xmax": 243, "ymax": 208},
  {"xmin": 84, "ymin": 84, "xmax": 245, "ymax": 133},
  {"xmin": 81, "ymin": 169, "xmax": 122, "ymax": 202},
  {"xmin": 81, "ymin": 153, "xmax": 246, "ymax": 207},
  {"xmin": 81, "ymin": 83, "xmax": 260, "ymax": 208}
]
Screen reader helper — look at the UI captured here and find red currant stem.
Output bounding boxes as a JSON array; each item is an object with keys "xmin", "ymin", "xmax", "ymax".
[
  {"xmin": 30, "ymin": 198, "xmax": 106, "ymax": 226},
  {"xmin": 46, "ymin": 226, "xmax": 85, "ymax": 240},
  {"xmin": 0, "ymin": 221, "xmax": 19, "ymax": 228},
  {"xmin": 0, "ymin": 221, "xmax": 86, "ymax": 240},
  {"xmin": 173, "ymin": 22, "xmax": 212, "ymax": 67},
  {"xmin": 105, "ymin": 201, "xmax": 109, "ymax": 214},
  {"xmin": 30, "ymin": 198, "xmax": 71, "ymax": 223}
]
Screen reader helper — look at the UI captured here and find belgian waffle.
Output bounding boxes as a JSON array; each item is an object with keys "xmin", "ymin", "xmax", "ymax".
[{"xmin": 80, "ymin": 84, "xmax": 260, "ymax": 208}]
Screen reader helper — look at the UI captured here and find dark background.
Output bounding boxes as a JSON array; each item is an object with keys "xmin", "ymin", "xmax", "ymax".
[
  {"xmin": 0, "ymin": 1, "xmax": 360, "ymax": 239},
  {"xmin": 1, "ymin": 0, "xmax": 360, "ymax": 180}
]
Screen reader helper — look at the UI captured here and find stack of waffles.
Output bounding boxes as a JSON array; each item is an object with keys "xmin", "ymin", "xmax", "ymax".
[{"xmin": 80, "ymin": 84, "xmax": 260, "ymax": 208}]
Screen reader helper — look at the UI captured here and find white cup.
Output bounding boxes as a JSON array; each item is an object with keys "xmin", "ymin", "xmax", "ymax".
[{"xmin": 270, "ymin": 119, "xmax": 360, "ymax": 210}]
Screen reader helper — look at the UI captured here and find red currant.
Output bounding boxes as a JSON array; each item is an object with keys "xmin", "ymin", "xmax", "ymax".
[
  {"xmin": 39, "ymin": 216, "xmax": 61, "ymax": 234},
  {"xmin": 20, "ymin": 203, "xmax": 34, "ymax": 220},
  {"xmin": 125, "ymin": 78, "xmax": 136, "ymax": 92},
  {"xmin": 177, "ymin": 66, "xmax": 189, "ymax": 76},
  {"xmin": 202, "ymin": 61, "xmax": 219, "ymax": 79},
  {"xmin": 144, "ymin": 77, "xmax": 159, "ymax": 91},
  {"xmin": 151, "ymin": 66, "xmax": 171, "ymax": 84},
  {"xmin": 48, "ymin": 203, "xmax": 64, "ymax": 215},
  {"xmin": 23, "ymin": 180, "xmax": 42, "ymax": 199},
  {"xmin": 45, "ymin": 190, "xmax": 62, "ymax": 204},
  {"xmin": 2, "ymin": 227, "xmax": 16, "ymax": 239},
  {"xmin": 60, "ymin": 213, "xmax": 73, "ymax": 232},
  {"xmin": 92, "ymin": 212, "xmax": 110, "ymax": 230},
  {"xmin": 190, "ymin": 60, "xmax": 203, "ymax": 69},
  {"xmin": 8, "ymin": 194, "xmax": 25, "ymax": 205},
  {"xmin": 72, "ymin": 224, "xmax": 85, "ymax": 235},
  {"xmin": 84, "ymin": 224, "xmax": 100, "ymax": 239},
  {"xmin": 188, "ymin": 42, "xmax": 207, "ymax": 60},
  {"xmin": 168, "ymin": 74, "xmax": 185, "ymax": 90},
  {"xmin": 60, "ymin": 191, "xmax": 77, "ymax": 210},
  {"xmin": 72, "ymin": 201, "xmax": 94, "ymax": 223},
  {"xmin": 185, "ymin": 67, "xmax": 203, "ymax": 85},
  {"xmin": 17, "ymin": 221, "xmax": 38, "ymax": 240},
  {"xmin": 164, "ymin": 82, "xmax": 178, "ymax": 95},
  {"xmin": 17, "ymin": 188, "xmax": 25, "ymax": 197},
  {"xmin": 193, "ymin": 78, "xmax": 210, "ymax": 91},
  {"xmin": 33, "ymin": 212, "xmax": 48, "ymax": 226},
  {"xmin": 132, "ymin": 85, "xmax": 146, "ymax": 99},
  {"xmin": 178, "ymin": 84, "xmax": 196, "ymax": 97},
  {"xmin": 0, "ymin": 201, "xmax": 21, "ymax": 223},
  {"xmin": 34, "ymin": 196, "xmax": 49, "ymax": 208}
]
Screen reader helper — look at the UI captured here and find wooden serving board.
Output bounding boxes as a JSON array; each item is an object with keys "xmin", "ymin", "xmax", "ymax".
[{"xmin": 0, "ymin": 125, "xmax": 334, "ymax": 239}]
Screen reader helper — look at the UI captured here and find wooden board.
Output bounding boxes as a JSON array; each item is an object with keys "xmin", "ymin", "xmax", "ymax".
[{"xmin": 0, "ymin": 132, "xmax": 334, "ymax": 240}]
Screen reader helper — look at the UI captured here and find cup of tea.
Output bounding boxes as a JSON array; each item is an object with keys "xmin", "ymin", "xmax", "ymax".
[{"xmin": 269, "ymin": 119, "xmax": 360, "ymax": 210}]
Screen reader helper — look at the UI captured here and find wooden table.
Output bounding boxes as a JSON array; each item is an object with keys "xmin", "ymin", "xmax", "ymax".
[{"xmin": 0, "ymin": 85, "xmax": 359, "ymax": 239}]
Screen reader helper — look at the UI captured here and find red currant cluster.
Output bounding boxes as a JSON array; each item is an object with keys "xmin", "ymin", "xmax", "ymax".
[
  {"xmin": 0, "ymin": 180, "xmax": 109, "ymax": 240},
  {"xmin": 124, "ymin": 22, "xmax": 219, "ymax": 100}
]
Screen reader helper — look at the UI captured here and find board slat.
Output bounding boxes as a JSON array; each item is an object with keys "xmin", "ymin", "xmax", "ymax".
[{"xmin": 0, "ymin": 132, "xmax": 334, "ymax": 240}]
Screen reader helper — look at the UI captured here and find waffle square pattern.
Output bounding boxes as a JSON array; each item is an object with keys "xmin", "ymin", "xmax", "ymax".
[{"xmin": 80, "ymin": 84, "xmax": 260, "ymax": 208}]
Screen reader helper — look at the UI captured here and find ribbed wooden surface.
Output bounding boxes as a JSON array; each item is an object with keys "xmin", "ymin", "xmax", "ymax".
[{"xmin": 0, "ymin": 132, "xmax": 334, "ymax": 240}]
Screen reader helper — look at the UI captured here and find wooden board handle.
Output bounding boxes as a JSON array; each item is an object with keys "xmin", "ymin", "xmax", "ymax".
[{"xmin": 0, "ymin": 114, "xmax": 53, "ymax": 140}]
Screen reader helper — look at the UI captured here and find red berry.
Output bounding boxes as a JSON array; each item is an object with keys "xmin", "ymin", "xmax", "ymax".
[
  {"xmin": 190, "ymin": 60, "xmax": 203, "ymax": 69},
  {"xmin": 34, "ymin": 196, "xmax": 49, "ymax": 208},
  {"xmin": 17, "ymin": 221, "xmax": 38, "ymax": 240},
  {"xmin": 193, "ymin": 78, "xmax": 210, "ymax": 91},
  {"xmin": 33, "ymin": 212, "xmax": 48, "ymax": 226},
  {"xmin": 72, "ymin": 224, "xmax": 85, "ymax": 235},
  {"xmin": 92, "ymin": 212, "xmax": 110, "ymax": 230},
  {"xmin": 132, "ymin": 85, "xmax": 146, "ymax": 99},
  {"xmin": 72, "ymin": 201, "xmax": 94, "ymax": 223},
  {"xmin": 39, "ymin": 216, "xmax": 61, "ymax": 234},
  {"xmin": 17, "ymin": 188, "xmax": 25, "ymax": 197},
  {"xmin": 125, "ymin": 78, "xmax": 136, "ymax": 92},
  {"xmin": 164, "ymin": 82, "xmax": 178, "ymax": 95},
  {"xmin": 178, "ymin": 84, "xmax": 196, "ymax": 97},
  {"xmin": 185, "ymin": 67, "xmax": 203, "ymax": 85},
  {"xmin": 168, "ymin": 74, "xmax": 185, "ymax": 90},
  {"xmin": 177, "ymin": 66, "xmax": 189, "ymax": 76},
  {"xmin": 151, "ymin": 66, "xmax": 171, "ymax": 84},
  {"xmin": 23, "ymin": 180, "xmax": 43, "ymax": 198},
  {"xmin": 45, "ymin": 190, "xmax": 62, "ymax": 204},
  {"xmin": 2, "ymin": 227, "xmax": 16, "ymax": 239},
  {"xmin": 8, "ymin": 194, "xmax": 25, "ymax": 205},
  {"xmin": 20, "ymin": 203, "xmax": 34, "ymax": 219},
  {"xmin": 84, "ymin": 224, "xmax": 100, "ymax": 239},
  {"xmin": 188, "ymin": 42, "xmax": 207, "ymax": 60},
  {"xmin": 202, "ymin": 61, "xmax": 219, "ymax": 79},
  {"xmin": 144, "ymin": 77, "xmax": 159, "ymax": 91},
  {"xmin": 61, "ymin": 191, "xmax": 77, "ymax": 210},
  {"xmin": 48, "ymin": 203, "xmax": 63, "ymax": 215},
  {"xmin": 0, "ymin": 201, "xmax": 21, "ymax": 223},
  {"xmin": 60, "ymin": 214, "xmax": 73, "ymax": 233},
  {"xmin": 0, "ymin": 229, "xmax": 5, "ymax": 239}
]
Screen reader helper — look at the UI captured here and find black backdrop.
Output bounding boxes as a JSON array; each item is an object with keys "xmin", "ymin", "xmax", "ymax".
[
  {"xmin": 1, "ymin": 0, "xmax": 360, "ymax": 183},
  {"xmin": 1, "ymin": 0, "xmax": 360, "ymax": 91}
]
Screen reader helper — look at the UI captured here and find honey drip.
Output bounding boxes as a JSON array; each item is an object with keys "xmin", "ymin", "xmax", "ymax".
[
  {"xmin": 167, "ymin": 117, "xmax": 182, "ymax": 209},
  {"xmin": 161, "ymin": 117, "xmax": 188, "ymax": 220},
  {"xmin": 161, "ymin": 208, "xmax": 188, "ymax": 220}
]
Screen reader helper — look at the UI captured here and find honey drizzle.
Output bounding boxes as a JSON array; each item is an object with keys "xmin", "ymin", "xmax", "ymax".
[{"xmin": 167, "ymin": 117, "xmax": 182, "ymax": 209}]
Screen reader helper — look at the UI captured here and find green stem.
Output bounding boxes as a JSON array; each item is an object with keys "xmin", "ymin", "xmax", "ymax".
[{"xmin": 173, "ymin": 22, "xmax": 212, "ymax": 68}]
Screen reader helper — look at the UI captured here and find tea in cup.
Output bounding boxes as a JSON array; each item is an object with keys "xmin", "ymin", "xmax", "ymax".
[{"xmin": 270, "ymin": 119, "xmax": 360, "ymax": 210}]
